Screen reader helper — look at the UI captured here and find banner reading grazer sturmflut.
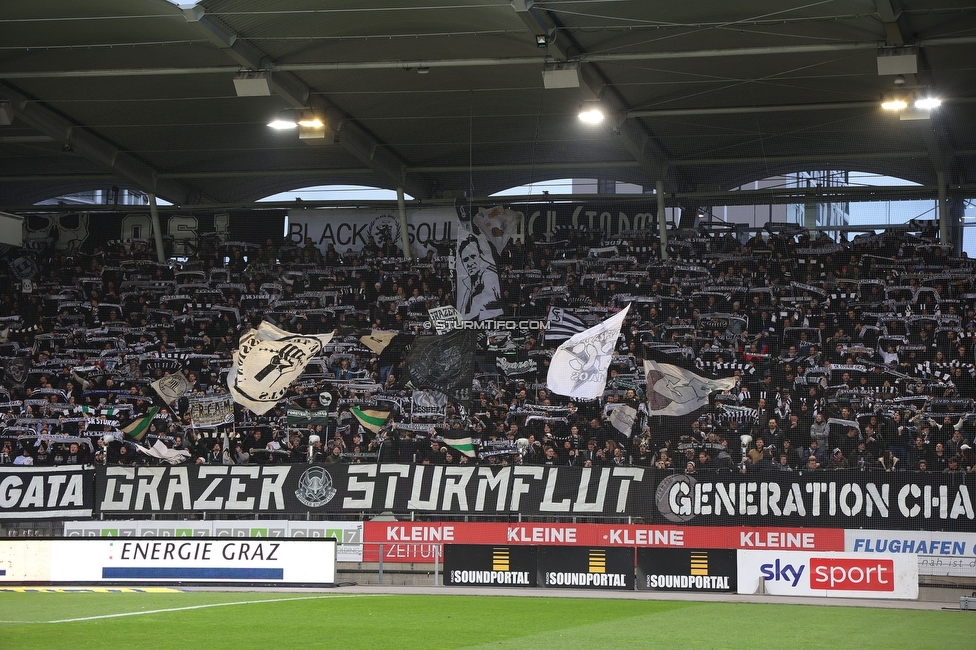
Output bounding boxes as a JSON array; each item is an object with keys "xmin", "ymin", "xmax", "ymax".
[
  {"xmin": 0, "ymin": 466, "xmax": 95, "ymax": 520},
  {"xmin": 95, "ymin": 464, "xmax": 651, "ymax": 517}
]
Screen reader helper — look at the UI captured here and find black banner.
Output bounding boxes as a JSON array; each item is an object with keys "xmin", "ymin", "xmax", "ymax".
[
  {"xmin": 636, "ymin": 548, "xmax": 736, "ymax": 592},
  {"xmin": 537, "ymin": 546, "xmax": 634, "ymax": 590},
  {"xmin": 91, "ymin": 465, "xmax": 976, "ymax": 530},
  {"xmin": 95, "ymin": 464, "xmax": 652, "ymax": 517},
  {"xmin": 651, "ymin": 471, "xmax": 976, "ymax": 532},
  {"xmin": 0, "ymin": 466, "xmax": 95, "ymax": 519},
  {"xmin": 26, "ymin": 210, "xmax": 285, "ymax": 256},
  {"xmin": 500, "ymin": 200, "xmax": 658, "ymax": 241},
  {"xmin": 444, "ymin": 545, "xmax": 537, "ymax": 586}
]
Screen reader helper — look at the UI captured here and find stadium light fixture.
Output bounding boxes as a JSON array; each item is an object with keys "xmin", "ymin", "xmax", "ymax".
[
  {"xmin": 880, "ymin": 93, "xmax": 908, "ymax": 111},
  {"xmin": 267, "ymin": 113, "xmax": 298, "ymax": 130},
  {"xmin": 578, "ymin": 102, "xmax": 605, "ymax": 125},
  {"xmin": 268, "ymin": 110, "xmax": 325, "ymax": 131},
  {"xmin": 914, "ymin": 96, "xmax": 942, "ymax": 110}
]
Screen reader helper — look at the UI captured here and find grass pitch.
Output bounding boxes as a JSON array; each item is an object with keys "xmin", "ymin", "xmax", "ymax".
[{"xmin": 0, "ymin": 591, "xmax": 971, "ymax": 649}]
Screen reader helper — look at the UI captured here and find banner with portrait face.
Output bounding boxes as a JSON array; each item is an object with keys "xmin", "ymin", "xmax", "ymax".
[{"xmin": 455, "ymin": 225, "xmax": 503, "ymax": 322}]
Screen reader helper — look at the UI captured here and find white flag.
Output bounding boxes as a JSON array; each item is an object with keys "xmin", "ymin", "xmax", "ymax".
[
  {"xmin": 472, "ymin": 205, "xmax": 522, "ymax": 254},
  {"xmin": 644, "ymin": 360, "xmax": 737, "ymax": 417},
  {"xmin": 546, "ymin": 305, "xmax": 630, "ymax": 399},
  {"xmin": 136, "ymin": 440, "xmax": 191, "ymax": 465},
  {"xmin": 228, "ymin": 321, "xmax": 333, "ymax": 415},
  {"xmin": 151, "ymin": 373, "xmax": 189, "ymax": 406},
  {"xmin": 608, "ymin": 404, "xmax": 638, "ymax": 438}
]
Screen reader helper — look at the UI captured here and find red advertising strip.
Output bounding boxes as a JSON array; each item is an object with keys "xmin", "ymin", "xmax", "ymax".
[{"xmin": 361, "ymin": 522, "xmax": 844, "ymax": 563}]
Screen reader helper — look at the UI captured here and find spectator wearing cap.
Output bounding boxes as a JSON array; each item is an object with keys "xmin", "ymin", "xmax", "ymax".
[
  {"xmin": 828, "ymin": 448, "xmax": 849, "ymax": 470},
  {"xmin": 959, "ymin": 444, "xmax": 975, "ymax": 472}
]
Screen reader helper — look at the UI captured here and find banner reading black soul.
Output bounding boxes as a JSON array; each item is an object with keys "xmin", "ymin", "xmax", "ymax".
[
  {"xmin": 636, "ymin": 548, "xmax": 736, "ymax": 593},
  {"xmin": 0, "ymin": 466, "xmax": 95, "ymax": 520},
  {"xmin": 651, "ymin": 471, "xmax": 976, "ymax": 532},
  {"xmin": 444, "ymin": 545, "xmax": 537, "ymax": 587},
  {"xmin": 95, "ymin": 464, "xmax": 652, "ymax": 517},
  {"xmin": 537, "ymin": 547, "xmax": 634, "ymax": 590}
]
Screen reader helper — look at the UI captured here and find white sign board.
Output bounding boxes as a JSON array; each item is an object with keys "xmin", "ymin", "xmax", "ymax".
[
  {"xmin": 845, "ymin": 529, "xmax": 976, "ymax": 578},
  {"xmin": 287, "ymin": 208, "xmax": 458, "ymax": 255},
  {"xmin": 63, "ymin": 520, "xmax": 363, "ymax": 562},
  {"xmin": 0, "ymin": 538, "xmax": 336, "ymax": 586},
  {"xmin": 737, "ymin": 550, "xmax": 918, "ymax": 599}
]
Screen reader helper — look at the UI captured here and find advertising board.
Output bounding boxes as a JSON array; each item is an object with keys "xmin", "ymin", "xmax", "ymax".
[
  {"xmin": 737, "ymin": 550, "xmax": 918, "ymax": 599},
  {"xmin": 636, "ymin": 548, "xmax": 736, "ymax": 592},
  {"xmin": 0, "ymin": 538, "xmax": 336, "ymax": 586}
]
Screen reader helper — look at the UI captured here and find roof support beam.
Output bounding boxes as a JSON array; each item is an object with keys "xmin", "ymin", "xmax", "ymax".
[
  {"xmin": 182, "ymin": 7, "xmax": 427, "ymax": 200},
  {"xmin": 874, "ymin": 1, "xmax": 958, "ymax": 192},
  {"xmin": 0, "ymin": 83, "xmax": 201, "ymax": 204},
  {"xmin": 512, "ymin": 1, "xmax": 686, "ymax": 191}
]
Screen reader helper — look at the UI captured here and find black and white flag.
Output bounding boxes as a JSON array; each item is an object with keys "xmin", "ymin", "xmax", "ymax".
[
  {"xmin": 543, "ymin": 307, "xmax": 586, "ymax": 345},
  {"xmin": 405, "ymin": 329, "xmax": 477, "ymax": 402},
  {"xmin": 228, "ymin": 321, "xmax": 333, "ymax": 415},
  {"xmin": 151, "ymin": 373, "xmax": 189, "ymax": 406}
]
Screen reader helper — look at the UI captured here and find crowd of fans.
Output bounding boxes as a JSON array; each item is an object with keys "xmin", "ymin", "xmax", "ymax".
[{"xmin": 1, "ymin": 218, "xmax": 975, "ymax": 476}]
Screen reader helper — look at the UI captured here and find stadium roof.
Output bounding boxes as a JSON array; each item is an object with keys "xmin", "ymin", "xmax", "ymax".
[{"xmin": 1, "ymin": 1, "xmax": 976, "ymax": 207}]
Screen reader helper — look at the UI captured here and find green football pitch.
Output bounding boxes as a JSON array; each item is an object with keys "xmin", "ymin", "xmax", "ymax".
[{"xmin": 0, "ymin": 590, "xmax": 971, "ymax": 649}]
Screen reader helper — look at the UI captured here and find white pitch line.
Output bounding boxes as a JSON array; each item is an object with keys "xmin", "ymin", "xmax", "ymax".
[{"xmin": 1, "ymin": 593, "xmax": 377, "ymax": 625}]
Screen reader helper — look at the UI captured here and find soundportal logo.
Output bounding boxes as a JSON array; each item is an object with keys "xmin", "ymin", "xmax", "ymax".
[{"xmin": 295, "ymin": 466, "xmax": 337, "ymax": 507}]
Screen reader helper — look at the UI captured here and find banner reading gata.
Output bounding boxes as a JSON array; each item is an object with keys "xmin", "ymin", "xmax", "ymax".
[
  {"xmin": 0, "ymin": 466, "xmax": 95, "ymax": 520},
  {"xmin": 95, "ymin": 464, "xmax": 652, "ymax": 517},
  {"xmin": 651, "ymin": 471, "xmax": 976, "ymax": 532}
]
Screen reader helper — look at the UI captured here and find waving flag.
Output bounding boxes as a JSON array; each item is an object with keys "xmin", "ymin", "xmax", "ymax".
[
  {"xmin": 608, "ymin": 404, "xmax": 638, "ymax": 438},
  {"xmin": 443, "ymin": 432, "xmax": 476, "ymax": 458},
  {"xmin": 360, "ymin": 330, "xmax": 398, "ymax": 355},
  {"xmin": 644, "ymin": 360, "xmax": 737, "ymax": 417},
  {"xmin": 122, "ymin": 407, "xmax": 160, "ymax": 442},
  {"xmin": 405, "ymin": 329, "xmax": 477, "ymax": 401},
  {"xmin": 351, "ymin": 406, "xmax": 390, "ymax": 435},
  {"xmin": 546, "ymin": 306, "xmax": 629, "ymax": 399},
  {"xmin": 151, "ymin": 373, "xmax": 189, "ymax": 406},
  {"xmin": 136, "ymin": 439, "xmax": 191, "ymax": 465},
  {"xmin": 543, "ymin": 307, "xmax": 586, "ymax": 345},
  {"xmin": 228, "ymin": 321, "xmax": 333, "ymax": 415},
  {"xmin": 472, "ymin": 205, "xmax": 522, "ymax": 254}
]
